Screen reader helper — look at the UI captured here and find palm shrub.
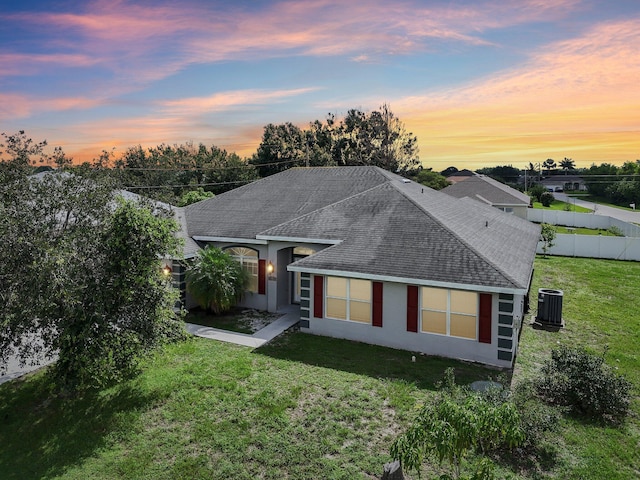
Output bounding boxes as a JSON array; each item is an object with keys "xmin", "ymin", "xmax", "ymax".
[{"xmin": 186, "ymin": 246, "xmax": 249, "ymax": 314}]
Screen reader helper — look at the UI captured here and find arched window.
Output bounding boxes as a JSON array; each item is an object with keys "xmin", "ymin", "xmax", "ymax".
[{"xmin": 225, "ymin": 247, "xmax": 259, "ymax": 293}]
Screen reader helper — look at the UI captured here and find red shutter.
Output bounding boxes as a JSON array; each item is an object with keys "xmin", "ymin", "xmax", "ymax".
[
  {"xmin": 313, "ymin": 275, "xmax": 324, "ymax": 318},
  {"xmin": 407, "ymin": 285, "xmax": 418, "ymax": 332},
  {"xmin": 372, "ymin": 282, "xmax": 383, "ymax": 327},
  {"xmin": 479, "ymin": 293, "xmax": 492, "ymax": 343},
  {"xmin": 258, "ymin": 259, "xmax": 266, "ymax": 295}
]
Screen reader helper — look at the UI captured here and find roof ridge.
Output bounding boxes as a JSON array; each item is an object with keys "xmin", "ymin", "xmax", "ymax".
[
  {"xmin": 390, "ymin": 182, "xmax": 522, "ymax": 289},
  {"xmin": 257, "ymin": 182, "xmax": 391, "ymax": 237}
]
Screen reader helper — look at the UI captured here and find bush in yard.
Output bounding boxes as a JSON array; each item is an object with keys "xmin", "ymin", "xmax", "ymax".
[
  {"xmin": 540, "ymin": 191, "xmax": 555, "ymax": 207},
  {"xmin": 186, "ymin": 246, "xmax": 249, "ymax": 314},
  {"xmin": 390, "ymin": 369, "xmax": 524, "ymax": 479},
  {"xmin": 528, "ymin": 185, "xmax": 546, "ymax": 203},
  {"xmin": 510, "ymin": 380, "xmax": 561, "ymax": 447},
  {"xmin": 535, "ymin": 346, "xmax": 632, "ymax": 422},
  {"xmin": 607, "ymin": 225, "xmax": 624, "ymax": 237}
]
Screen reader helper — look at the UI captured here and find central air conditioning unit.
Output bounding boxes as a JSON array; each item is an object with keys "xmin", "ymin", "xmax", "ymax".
[{"xmin": 536, "ymin": 288, "xmax": 564, "ymax": 326}]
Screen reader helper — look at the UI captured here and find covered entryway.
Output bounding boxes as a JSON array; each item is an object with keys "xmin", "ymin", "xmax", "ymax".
[{"xmin": 291, "ymin": 246, "xmax": 316, "ymax": 304}]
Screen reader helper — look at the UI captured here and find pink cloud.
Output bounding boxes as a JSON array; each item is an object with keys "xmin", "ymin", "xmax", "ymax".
[
  {"xmin": 0, "ymin": 53, "xmax": 99, "ymax": 76},
  {"xmin": 2, "ymin": 0, "xmax": 583, "ymax": 86},
  {"xmin": 159, "ymin": 88, "xmax": 320, "ymax": 116},
  {"xmin": 0, "ymin": 93, "xmax": 105, "ymax": 121}
]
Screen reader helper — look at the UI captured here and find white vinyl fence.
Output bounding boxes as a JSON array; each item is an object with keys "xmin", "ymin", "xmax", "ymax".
[
  {"xmin": 537, "ymin": 235, "xmax": 640, "ymax": 261},
  {"xmin": 529, "ymin": 210, "xmax": 640, "ymax": 260},
  {"xmin": 527, "ymin": 209, "xmax": 640, "ymax": 237}
]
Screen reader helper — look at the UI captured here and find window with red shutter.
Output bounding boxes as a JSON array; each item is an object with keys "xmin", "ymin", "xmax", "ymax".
[
  {"xmin": 313, "ymin": 275, "xmax": 324, "ymax": 318},
  {"xmin": 479, "ymin": 293, "xmax": 492, "ymax": 343},
  {"xmin": 407, "ymin": 285, "xmax": 418, "ymax": 332},
  {"xmin": 372, "ymin": 282, "xmax": 383, "ymax": 327}
]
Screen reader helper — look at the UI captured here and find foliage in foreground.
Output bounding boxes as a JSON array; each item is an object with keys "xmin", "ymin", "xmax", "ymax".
[
  {"xmin": 0, "ymin": 131, "xmax": 185, "ymax": 390},
  {"xmin": 186, "ymin": 246, "xmax": 249, "ymax": 314},
  {"xmin": 535, "ymin": 346, "xmax": 632, "ymax": 422},
  {"xmin": 391, "ymin": 369, "xmax": 525, "ymax": 479},
  {"xmin": 0, "ymin": 334, "xmax": 494, "ymax": 480}
]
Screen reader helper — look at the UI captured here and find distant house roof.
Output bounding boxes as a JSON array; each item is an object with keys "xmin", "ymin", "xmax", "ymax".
[
  {"xmin": 446, "ymin": 169, "xmax": 477, "ymax": 183},
  {"xmin": 441, "ymin": 175, "xmax": 530, "ymax": 207},
  {"xmin": 540, "ymin": 175, "xmax": 585, "ymax": 185},
  {"xmin": 185, "ymin": 167, "xmax": 539, "ymax": 293}
]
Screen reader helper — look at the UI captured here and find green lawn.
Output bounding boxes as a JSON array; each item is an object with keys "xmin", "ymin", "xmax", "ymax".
[
  {"xmin": 515, "ymin": 257, "xmax": 640, "ymax": 479},
  {"xmin": 1, "ymin": 257, "xmax": 638, "ymax": 479},
  {"xmin": 532, "ymin": 200, "xmax": 592, "ymax": 213},
  {"xmin": 554, "ymin": 225, "xmax": 621, "ymax": 236}
]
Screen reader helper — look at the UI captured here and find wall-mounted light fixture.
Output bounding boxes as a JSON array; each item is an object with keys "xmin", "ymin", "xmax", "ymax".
[
  {"xmin": 162, "ymin": 264, "xmax": 172, "ymax": 276},
  {"xmin": 266, "ymin": 261, "xmax": 275, "ymax": 275}
]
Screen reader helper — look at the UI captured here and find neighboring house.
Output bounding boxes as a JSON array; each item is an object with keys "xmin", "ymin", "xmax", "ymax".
[
  {"xmin": 540, "ymin": 175, "xmax": 587, "ymax": 192},
  {"xmin": 180, "ymin": 166, "xmax": 540, "ymax": 368},
  {"xmin": 441, "ymin": 175, "xmax": 531, "ymax": 219},
  {"xmin": 445, "ymin": 169, "xmax": 477, "ymax": 184}
]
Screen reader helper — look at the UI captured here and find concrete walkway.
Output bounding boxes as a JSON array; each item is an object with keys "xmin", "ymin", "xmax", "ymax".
[{"xmin": 185, "ymin": 306, "xmax": 300, "ymax": 348}]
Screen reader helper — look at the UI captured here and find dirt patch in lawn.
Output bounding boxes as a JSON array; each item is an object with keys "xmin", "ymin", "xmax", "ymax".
[{"xmin": 185, "ymin": 308, "xmax": 281, "ymax": 334}]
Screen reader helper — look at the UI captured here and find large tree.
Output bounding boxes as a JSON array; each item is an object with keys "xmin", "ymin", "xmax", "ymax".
[
  {"xmin": 251, "ymin": 104, "xmax": 420, "ymax": 177},
  {"xmin": 414, "ymin": 169, "xmax": 450, "ymax": 190},
  {"xmin": 0, "ymin": 133, "xmax": 184, "ymax": 390},
  {"xmin": 559, "ymin": 157, "xmax": 575, "ymax": 174},
  {"xmin": 251, "ymin": 123, "xmax": 309, "ymax": 177},
  {"xmin": 476, "ymin": 165, "xmax": 521, "ymax": 185},
  {"xmin": 114, "ymin": 142, "xmax": 257, "ymax": 203}
]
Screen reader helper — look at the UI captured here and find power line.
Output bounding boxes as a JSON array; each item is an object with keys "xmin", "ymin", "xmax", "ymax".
[{"xmin": 123, "ymin": 180, "xmax": 252, "ymax": 190}]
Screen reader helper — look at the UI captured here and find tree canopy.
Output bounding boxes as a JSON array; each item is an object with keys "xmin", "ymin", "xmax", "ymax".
[
  {"xmin": 251, "ymin": 104, "xmax": 420, "ymax": 177},
  {"xmin": 0, "ymin": 133, "xmax": 185, "ymax": 390}
]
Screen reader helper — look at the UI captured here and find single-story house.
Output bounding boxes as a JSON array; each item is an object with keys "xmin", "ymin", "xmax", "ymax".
[
  {"xmin": 177, "ymin": 166, "xmax": 540, "ymax": 368},
  {"xmin": 539, "ymin": 175, "xmax": 587, "ymax": 192},
  {"xmin": 441, "ymin": 175, "xmax": 531, "ymax": 219}
]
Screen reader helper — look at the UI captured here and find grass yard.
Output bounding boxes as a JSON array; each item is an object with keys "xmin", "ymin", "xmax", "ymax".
[
  {"xmin": 532, "ymin": 200, "xmax": 592, "ymax": 213},
  {"xmin": 0, "ymin": 257, "xmax": 638, "ymax": 479},
  {"xmin": 515, "ymin": 256, "xmax": 640, "ymax": 479},
  {"xmin": 554, "ymin": 225, "xmax": 621, "ymax": 236}
]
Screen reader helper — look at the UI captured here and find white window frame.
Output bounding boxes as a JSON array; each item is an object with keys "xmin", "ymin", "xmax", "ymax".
[
  {"xmin": 325, "ymin": 277, "xmax": 372, "ymax": 324},
  {"xmin": 420, "ymin": 287, "xmax": 478, "ymax": 340},
  {"xmin": 224, "ymin": 246, "xmax": 259, "ymax": 293}
]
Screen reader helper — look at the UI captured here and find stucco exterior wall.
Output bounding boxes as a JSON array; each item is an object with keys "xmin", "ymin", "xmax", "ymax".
[{"xmin": 303, "ymin": 278, "xmax": 523, "ymax": 369}]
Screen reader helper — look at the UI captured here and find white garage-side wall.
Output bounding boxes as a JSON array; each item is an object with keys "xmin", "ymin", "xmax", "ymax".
[{"xmin": 301, "ymin": 276, "xmax": 523, "ymax": 369}]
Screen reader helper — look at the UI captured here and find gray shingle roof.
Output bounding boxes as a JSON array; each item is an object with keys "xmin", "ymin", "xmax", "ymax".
[
  {"xmin": 442, "ymin": 175, "xmax": 530, "ymax": 206},
  {"xmin": 184, "ymin": 166, "xmax": 539, "ymax": 292},
  {"xmin": 261, "ymin": 179, "xmax": 539, "ymax": 291},
  {"xmin": 185, "ymin": 166, "xmax": 394, "ymax": 238}
]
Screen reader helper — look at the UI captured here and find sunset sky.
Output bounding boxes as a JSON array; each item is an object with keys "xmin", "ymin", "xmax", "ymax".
[{"xmin": 1, "ymin": 0, "xmax": 639, "ymax": 170}]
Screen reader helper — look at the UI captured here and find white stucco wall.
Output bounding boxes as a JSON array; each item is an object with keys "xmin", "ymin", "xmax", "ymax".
[{"xmin": 303, "ymin": 279, "xmax": 520, "ymax": 369}]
